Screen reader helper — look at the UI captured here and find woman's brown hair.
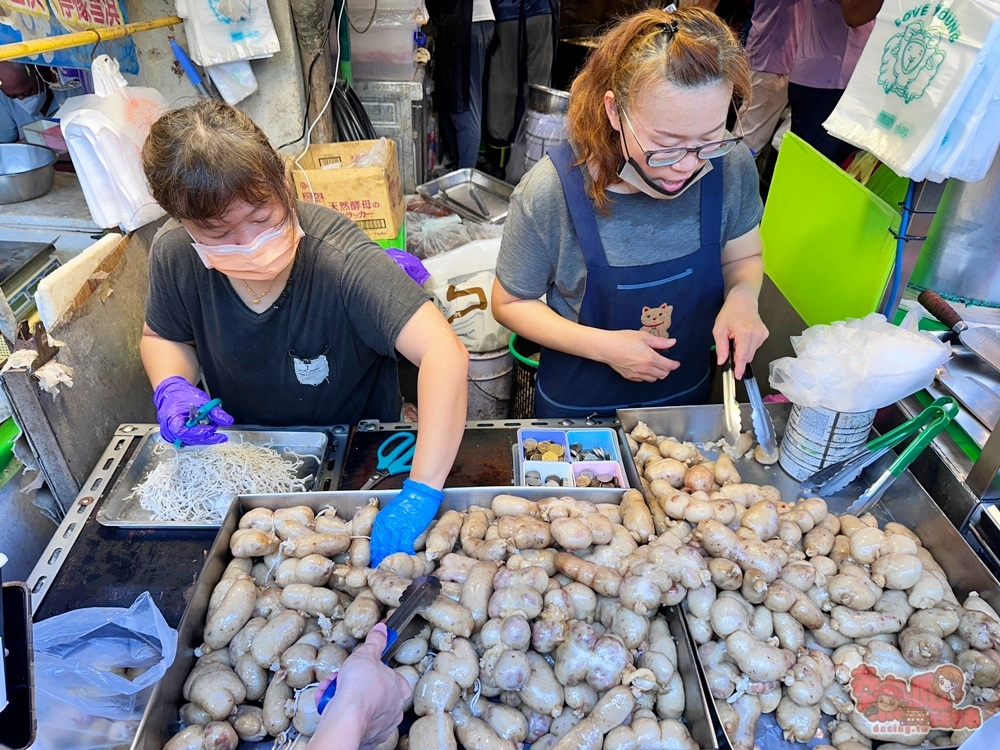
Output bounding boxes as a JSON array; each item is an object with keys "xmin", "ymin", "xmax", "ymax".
[
  {"xmin": 141, "ymin": 100, "xmax": 297, "ymax": 227},
  {"xmin": 567, "ymin": 7, "xmax": 751, "ymax": 212}
]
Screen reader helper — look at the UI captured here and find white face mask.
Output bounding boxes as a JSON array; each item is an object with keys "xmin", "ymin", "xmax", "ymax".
[
  {"xmin": 13, "ymin": 90, "xmax": 45, "ymax": 117},
  {"xmin": 616, "ymin": 155, "xmax": 712, "ymax": 200}
]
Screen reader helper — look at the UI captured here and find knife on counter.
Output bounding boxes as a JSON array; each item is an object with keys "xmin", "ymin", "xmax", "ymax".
[
  {"xmin": 317, "ymin": 575, "xmax": 441, "ymax": 714},
  {"xmin": 936, "ymin": 370, "xmax": 1000, "ymax": 430},
  {"xmin": 918, "ymin": 290, "xmax": 1000, "ymax": 375},
  {"xmin": 743, "ymin": 363, "xmax": 777, "ymax": 455}
]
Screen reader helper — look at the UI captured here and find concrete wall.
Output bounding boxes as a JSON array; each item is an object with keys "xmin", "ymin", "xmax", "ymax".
[{"xmin": 122, "ymin": 0, "xmax": 307, "ymax": 148}]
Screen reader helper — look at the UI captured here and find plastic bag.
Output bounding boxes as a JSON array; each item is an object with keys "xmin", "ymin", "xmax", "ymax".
[
  {"xmin": 206, "ymin": 60, "xmax": 258, "ymax": 105},
  {"xmin": 768, "ymin": 311, "xmax": 950, "ymax": 412},
  {"xmin": 176, "ymin": 0, "xmax": 280, "ymax": 67},
  {"xmin": 386, "ymin": 248, "xmax": 431, "ymax": 286},
  {"xmin": 32, "ymin": 592, "xmax": 177, "ymax": 750},
  {"xmin": 824, "ymin": 0, "xmax": 1000, "ymax": 180},
  {"xmin": 58, "ymin": 56, "xmax": 167, "ymax": 232},
  {"xmin": 423, "ymin": 238, "xmax": 513, "ymax": 353},
  {"xmin": 406, "ymin": 213, "xmax": 472, "ymax": 259}
]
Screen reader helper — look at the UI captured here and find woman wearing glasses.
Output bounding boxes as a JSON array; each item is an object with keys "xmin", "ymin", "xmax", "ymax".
[{"xmin": 492, "ymin": 7, "xmax": 768, "ymax": 417}]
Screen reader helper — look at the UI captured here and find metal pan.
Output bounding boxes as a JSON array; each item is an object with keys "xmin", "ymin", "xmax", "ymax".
[
  {"xmin": 416, "ymin": 168, "xmax": 513, "ymax": 224},
  {"xmin": 618, "ymin": 403, "xmax": 1000, "ymax": 750},
  {"xmin": 96, "ymin": 428, "xmax": 330, "ymax": 528},
  {"xmin": 131, "ymin": 487, "xmax": 719, "ymax": 750}
]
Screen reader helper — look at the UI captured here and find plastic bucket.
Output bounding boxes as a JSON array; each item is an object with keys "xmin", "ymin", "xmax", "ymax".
[
  {"xmin": 509, "ymin": 334, "xmax": 540, "ymax": 419},
  {"xmin": 779, "ymin": 404, "xmax": 876, "ymax": 481},
  {"xmin": 468, "ymin": 348, "xmax": 514, "ymax": 419}
]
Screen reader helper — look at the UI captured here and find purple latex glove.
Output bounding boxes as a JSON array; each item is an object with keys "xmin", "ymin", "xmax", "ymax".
[
  {"xmin": 153, "ymin": 376, "xmax": 234, "ymax": 446},
  {"xmin": 385, "ymin": 249, "xmax": 431, "ymax": 286}
]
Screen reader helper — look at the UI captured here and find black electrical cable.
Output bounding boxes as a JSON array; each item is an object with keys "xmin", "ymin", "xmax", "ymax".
[
  {"xmin": 349, "ymin": 0, "xmax": 379, "ymax": 33},
  {"xmin": 344, "ymin": 82, "xmax": 377, "ymax": 139}
]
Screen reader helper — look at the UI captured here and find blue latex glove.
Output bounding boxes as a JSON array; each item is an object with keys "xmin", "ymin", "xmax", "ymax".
[
  {"xmin": 370, "ymin": 478, "xmax": 444, "ymax": 567},
  {"xmin": 153, "ymin": 376, "xmax": 234, "ymax": 446}
]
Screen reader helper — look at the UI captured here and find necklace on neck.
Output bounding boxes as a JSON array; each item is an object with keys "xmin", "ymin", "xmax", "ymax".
[{"xmin": 241, "ymin": 278, "xmax": 276, "ymax": 305}]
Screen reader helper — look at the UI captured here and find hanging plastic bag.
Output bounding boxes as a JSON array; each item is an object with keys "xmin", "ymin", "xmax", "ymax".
[
  {"xmin": 176, "ymin": 0, "xmax": 280, "ymax": 67},
  {"xmin": 768, "ymin": 311, "xmax": 951, "ymax": 412},
  {"xmin": 422, "ymin": 238, "xmax": 513, "ymax": 353},
  {"xmin": 206, "ymin": 60, "xmax": 258, "ymax": 105},
  {"xmin": 824, "ymin": 0, "xmax": 1000, "ymax": 180},
  {"xmin": 32, "ymin": 592, "xmax": 177, "ymax": 750},
  {"xmin": 58, "ymin": 56, "xmax": 167, "ymax": 232}
]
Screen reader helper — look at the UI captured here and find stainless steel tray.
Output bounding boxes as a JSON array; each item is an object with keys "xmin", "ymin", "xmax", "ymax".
[
  {"xmin": 95, "ymin": 429, "xmax": 330, "ymax": 529},
  {"xmin": 619, "ymin": 403, "xmax": 1000, "ymax": 750},
  {"xmin": 416, "ymin": 168, "xmax": 512, "ymax": 224},
  {"xmin": 132, "ymin": 487, "xmax": 718, "ymax": 750}
]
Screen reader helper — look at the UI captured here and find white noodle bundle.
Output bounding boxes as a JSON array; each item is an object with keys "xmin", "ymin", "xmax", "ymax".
[{"xmin": 133, "ymin": 442, "xmax": 313, "ymax": 522}]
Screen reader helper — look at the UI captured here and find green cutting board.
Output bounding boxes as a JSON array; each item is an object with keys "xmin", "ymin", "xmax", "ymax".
[{"xmin": 762, "ymin": 132, "xmax": 901, "ymax": 327}]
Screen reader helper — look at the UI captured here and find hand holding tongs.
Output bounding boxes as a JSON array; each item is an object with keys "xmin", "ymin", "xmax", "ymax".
[
  {"xmin": 800, "ymin": 396, "xmax": 957, "ymax": 498},
  {"xmin": 832, "ymin": 396, "xmax": 958, "ymax": 516}
]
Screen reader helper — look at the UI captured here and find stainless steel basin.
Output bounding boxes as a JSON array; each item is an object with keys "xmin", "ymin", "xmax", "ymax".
[{"xmin": 0, "ymin": 143, "xmax": 57, "ymax": 204}]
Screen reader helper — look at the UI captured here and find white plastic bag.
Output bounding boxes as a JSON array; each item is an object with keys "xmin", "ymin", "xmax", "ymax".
[
  {"xmin": 824, "ymin": 0, "xmax": 1000, "ymax": 180},
  {"xmin": 177, "ymin": 0, "xmax": 280, "ymax": 67},
  {"xmin": 422, "ymin": 238, "xmax": 513, "ymax": 353},
  {"xmin": 206, "ymin": 60, "xmax": 258, "ymax": 105},
  {"xmin": 768, "ymin": 312, "xmax": 951, "ymax": 412},
  {"xmin": 32, "ymin": 592, "xmax": 178, "ymax": 750},
  {"xmin": 58, "ymin": 56, "xmax": 167, "ymax": 232}
]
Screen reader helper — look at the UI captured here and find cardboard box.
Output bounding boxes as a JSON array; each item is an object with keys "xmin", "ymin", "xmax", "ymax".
[{"xmin": 291, "ymin": 140, "xmax": 405, "ymax": 241}]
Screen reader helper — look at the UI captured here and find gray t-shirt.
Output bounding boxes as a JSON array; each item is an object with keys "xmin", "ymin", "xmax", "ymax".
[
  {"xmin": 496, "ymin": 143, "xmax": 764, "ymax": 322},
  {"xmin": 145, "ymin": 201, "xmax": 430, "ymax": 426}
]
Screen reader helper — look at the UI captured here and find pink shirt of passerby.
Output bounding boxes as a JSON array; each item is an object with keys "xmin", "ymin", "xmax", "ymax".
[
  {"xmin": 790, "ymin": 0, "xmax": 876, "ymax": 89},
  {"xmin": 745, "ymin": 0, "xmax": 805, "ymax": 76}
]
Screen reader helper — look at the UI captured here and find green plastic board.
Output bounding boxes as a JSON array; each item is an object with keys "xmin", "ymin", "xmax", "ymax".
[{"xmin": 762, "ymin": 132, "xmax": 901, "ymax": 327}]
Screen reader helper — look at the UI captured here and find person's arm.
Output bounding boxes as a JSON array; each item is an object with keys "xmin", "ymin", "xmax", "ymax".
[
  {"xmin": 492, "ymin": 281, "xmax": 678, "ymax": 383},
  {"xmin": 140, "ymin": 324, "xmax": 201, "ymax": 388},
  {"xmin": 712, "ymin": 226, "xmax": 769, "ymax": 378},
  {"xmin": 394, "ymin": 301, "xmax": 469, "ymax": 490},
  {"xmin": 311, "ymin": 624, "xmax": 411, "ymax": 750},
  {"xmin": 842, "ymin": 0, "xmax": 883, "ymax": 26}
]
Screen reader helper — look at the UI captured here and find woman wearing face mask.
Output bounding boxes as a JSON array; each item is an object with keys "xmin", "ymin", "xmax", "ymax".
[
  {"xmin": 492, "ymin": 8, "xmax": 769, "ymax": 418},
  {"xmin": 140, "ymin": 101, "xmax": 469, "ymax": 566}
]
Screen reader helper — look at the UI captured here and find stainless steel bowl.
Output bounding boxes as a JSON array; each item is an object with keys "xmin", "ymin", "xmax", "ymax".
[
  {"xmin": 0, "ymin": 143, "xmax": 57, "ymax": 204},
  {"xmin": 527, "ymin": 84, "xmax": 571, "ymax": 115}
]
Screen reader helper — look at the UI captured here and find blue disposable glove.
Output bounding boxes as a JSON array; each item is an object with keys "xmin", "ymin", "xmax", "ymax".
[
  {"xmin": 153, "ymin": 376, "xmax": 234, "ymax": 447},
  {"xmin": 370, "ymin": 478, "xmax": 444, "ymax": 567}
]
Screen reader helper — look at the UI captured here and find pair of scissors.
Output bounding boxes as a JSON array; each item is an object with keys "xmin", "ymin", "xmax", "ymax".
[
  {"xmin": 360, "ymin": 432, "xmax": 416, "ymax": 490},
  {"xmin": 173, "ymin": 398, "xmax": 223, "ymax": 448}
]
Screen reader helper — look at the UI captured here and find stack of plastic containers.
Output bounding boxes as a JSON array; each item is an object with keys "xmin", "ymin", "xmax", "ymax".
[{"xmin": 348, "ymin": 0, "xmax": 427, "ymax": 81}]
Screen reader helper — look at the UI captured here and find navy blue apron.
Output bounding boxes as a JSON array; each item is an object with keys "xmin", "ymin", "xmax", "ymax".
[{"xmin": 534, "ymin": 144, "xmax": 726, "ymax": 418}]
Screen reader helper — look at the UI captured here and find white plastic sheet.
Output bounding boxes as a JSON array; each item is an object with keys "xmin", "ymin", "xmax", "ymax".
[
  {"xmin": 824, "ymin": 0, "xmax": 1000, "ymax": 181},
  {"xmin": 57, "ymin": 56, "xmax": 166, "ymax": 232},
  {"xmin": 769, "ymin": 312, "xmax": 951, "ymax": 412}
]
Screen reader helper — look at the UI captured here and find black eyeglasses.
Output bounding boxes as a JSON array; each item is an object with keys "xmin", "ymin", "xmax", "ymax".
[{"xmin": 621, "ymin": 109, "xmax": 744, "ymax": 168}]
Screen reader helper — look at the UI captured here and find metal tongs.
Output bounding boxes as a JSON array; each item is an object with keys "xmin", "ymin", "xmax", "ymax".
[
  {"xmin": 722, "ymin": 351, "xmax": 741, "ymax": 446},
  {"xmin": 744, "ymin": 363, "xmax": 777, "ymax": 456},
  {"xmin": 800, "ymin": 396, "xmax": 957, "ymax": 497},
  {"xmin": 845, "ymin": 399, "xmax": 956, "ymax": 515},
  {"xmin": 317, "ymin": 575, "xmax": 441, "ymax": 714}
]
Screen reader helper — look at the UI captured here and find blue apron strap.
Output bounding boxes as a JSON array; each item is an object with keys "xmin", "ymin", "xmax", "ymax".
[
  {"xmin": 548, "ymin": 144, "xmax": 609, "ymax": 269},
  {"xmin": 699, "ymin": 157, "xmax": 725, "ymax": 248}
]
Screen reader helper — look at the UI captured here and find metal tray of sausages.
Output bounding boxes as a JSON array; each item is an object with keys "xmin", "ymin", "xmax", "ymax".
[
  {"xmin": 95, "ymin": 428, "xmax": 331, "ymax": 529},
  {"xmin": 618, "ymin": 403, "xmax": 1000, "ymax": 750},
  {"xmin": 130, "ymin": 487, "xmax": 719, "ymax": 750}
]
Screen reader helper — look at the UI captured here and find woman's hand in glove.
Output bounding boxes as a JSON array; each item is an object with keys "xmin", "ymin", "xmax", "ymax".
[
  {"xmin": 370, "ymin": 478, "xmax": 444, "ymax": 568},
  {"xmin": 153, "ymin": 375, "xmax": 234, "ymax": 446}
]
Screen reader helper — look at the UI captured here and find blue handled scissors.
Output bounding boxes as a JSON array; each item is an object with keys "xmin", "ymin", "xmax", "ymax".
[
  {"xmin": 173, "ymin": 398, "xmax": 223, "ymax": 449},
  {"xmin": 360, "ymin": 432, "xmax": 415, "ymax": 490}
]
